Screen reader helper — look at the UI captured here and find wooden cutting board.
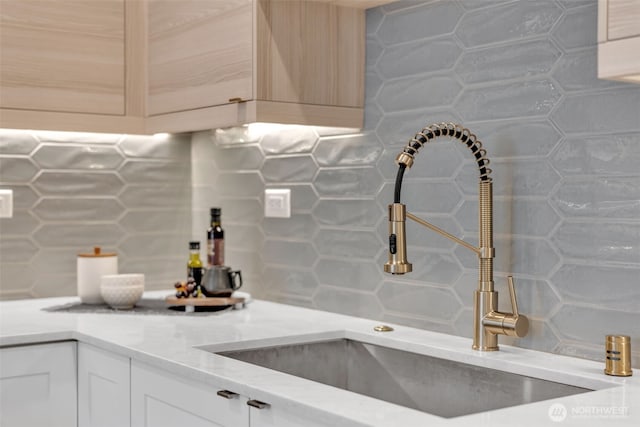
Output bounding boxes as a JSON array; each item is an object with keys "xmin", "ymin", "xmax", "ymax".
[{"xmin": 165, "ymin": 296, "xmax": 245, "ymax": 306}]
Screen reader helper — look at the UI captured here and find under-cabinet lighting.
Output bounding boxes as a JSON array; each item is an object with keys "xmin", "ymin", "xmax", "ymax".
[{"xmin": 247, "ymin": 122, "xmax": 361, "ymax": 140}]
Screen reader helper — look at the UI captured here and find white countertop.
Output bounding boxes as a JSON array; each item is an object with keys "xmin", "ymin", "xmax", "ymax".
[{"xmin": 0, "ymin": 293, "xmax": 638, "ymax": 426}]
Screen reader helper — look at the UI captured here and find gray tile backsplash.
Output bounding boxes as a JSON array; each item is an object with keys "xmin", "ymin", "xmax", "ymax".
[
  {"xmin": 1, "ymin": 0, "xmax": 638, "ymax": 367},
  {"xmin": 0, "ymin": 131, "xmax": 191, "ymax": 299},
  {"xmin": 191, "ymin": 0, "xmax": 639, "ymax": 365}
]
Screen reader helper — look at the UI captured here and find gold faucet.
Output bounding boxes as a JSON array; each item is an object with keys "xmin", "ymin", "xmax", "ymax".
[{"xmin": 384, "ymin": 123, "xmax": 528, "ymax": 351}]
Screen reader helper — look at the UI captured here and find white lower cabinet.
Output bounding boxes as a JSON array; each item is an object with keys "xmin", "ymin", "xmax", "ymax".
[
  {"xmin": 0, "ymin": 341, "xmax": 78, "ymax": 427},
  {"xmin": 130, "ymin": 360, "xmax": 337, "ymax": 427},
  {"xmin": 78, "ymin": 342, "xmax": 131, "ymax": 427},
  {"xmin": 250, "ymin": 405, "xmax": 338, "ymax": 427},
  {"xmin": 0, "ymin": 341, "xmax": 340, "ymax": 427},
  {"xmin": 131, "ymin": 360, "xmax": 250, "ymax": 427}
]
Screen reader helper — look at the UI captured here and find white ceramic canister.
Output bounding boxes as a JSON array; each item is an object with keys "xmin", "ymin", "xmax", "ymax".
[{"xmin": 77, "ymin": 247, "xmax": 118, "ymax": 304}]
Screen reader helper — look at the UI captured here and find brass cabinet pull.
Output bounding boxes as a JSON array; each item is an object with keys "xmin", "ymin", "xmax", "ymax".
[
  {"xmin": 216, "ymin": 390, "xmax": 239, "ymax": 399},
  {"xmin": 247, "ymin": 399, "xmax": 270, "ymax": 409},
  {"xmin": 228, "ymin": 97, "xmax": 247, "ymax": 103}
]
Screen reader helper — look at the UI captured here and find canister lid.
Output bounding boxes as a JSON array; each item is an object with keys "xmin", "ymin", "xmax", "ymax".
[{"xmin": 78, "ymin": 246, "xmax": 117, "ymax": 258}]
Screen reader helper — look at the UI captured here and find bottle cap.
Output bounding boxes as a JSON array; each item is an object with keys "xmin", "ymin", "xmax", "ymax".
[{"xmin": 189, "ymin": 241, "xmax": 200, "ymax": 250}]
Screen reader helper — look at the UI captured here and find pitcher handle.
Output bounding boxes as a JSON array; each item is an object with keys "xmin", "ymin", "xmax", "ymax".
[{"xmin": 230, "ymin": 270, "xmax": 243, "ymax": 291}]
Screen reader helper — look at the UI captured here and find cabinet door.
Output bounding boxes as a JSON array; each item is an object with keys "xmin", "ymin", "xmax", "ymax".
[
  {"xmin": 607, "ymin": 0, "xmax": 640, "ymax": 40},
  {"xmin": 78, "ymin": 343, "xmax": 130, "ymax": 427},
  {"xmin": 0, "ymin": 341, "xmax": 77, "ymax": 427},
  {"xmin": 0, "ymin": 0, "xmax": 125, "ymax": 115},
  {"xmin": 597, "ymin": 0, "xmax": 640, "ymax": 82},
  {"xmin": 256, "ymin": 0, "xmax": 365, "ymax": 108},
  {"xmin": 147, "ymin": 0, "xmax": 253, "ymax": 115},
  {"xmin": 131, "ymin": 360, "xmax": 249, "ymax": 427},
  {"xmin": 250, "ymin": 405, "xmax": 339, "ymax": 427}
]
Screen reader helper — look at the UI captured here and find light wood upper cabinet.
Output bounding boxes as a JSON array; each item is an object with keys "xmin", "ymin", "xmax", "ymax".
[
  {"xmin": 1, "ymin": 0, "xmax": 380, "ymax": 133},
  {"xmin": 597, "ymin": 0, "xmax": 640, "ymax": 83},
  {"xmin": 147, "ymin": 0, "xmax": 366, "ymax": 132},
  {"xmin": 605, "ymin": 0, "xmax": 640, "ymax": 40},
  {"xmin": 0, "ymin": 0, "xmax": 125, "ymax": 114},
  {"xmin": 148, "ymin": 0, "xmax": 253, "ymax": 116},
  {"xmin": 0, "ymin": 0, "xmax": 146, "ymax": 133},
  {"xmin": 256, "ymin": 0, "xmax": 363, "ymax": 108}
]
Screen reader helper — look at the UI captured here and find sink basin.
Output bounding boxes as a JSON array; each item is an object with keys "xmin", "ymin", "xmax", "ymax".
[{"xmin": 216, "ymin": 338, "xmax": 592, "ymax": 418}]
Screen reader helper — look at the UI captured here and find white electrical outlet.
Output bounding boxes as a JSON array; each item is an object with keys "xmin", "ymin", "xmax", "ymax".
[
  {"xmin": 0, "ymin": 189, "xmax": 13, "ymax": 218},
  {"xmin": 264, "ymin": 189, "xmax": 291, "ymax": 218}
]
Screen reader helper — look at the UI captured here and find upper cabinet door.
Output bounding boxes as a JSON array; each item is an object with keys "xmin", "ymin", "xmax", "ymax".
[
  {"xmin": 256, "ymin": 0, "xmax": 364, "ymax": 108},
  {"xmin": 0, "ymin": 0, "xmax": 126, "ymax": 115},
  {"xmin": 606, "ymin": 0, "xmax": 640, "ymax": 40},
  {"xmin": 597, "ymin": 0, "xmax": 640, "ymax": 82},
  {"xmin": 147, "ymin": 0, "xmax": 253, "ymax": 116}
]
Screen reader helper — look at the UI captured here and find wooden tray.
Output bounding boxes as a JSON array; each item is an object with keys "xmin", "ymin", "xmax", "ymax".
[{"xmin": 165, "ymin": 296, "xmax": 245, "ymax": 306}]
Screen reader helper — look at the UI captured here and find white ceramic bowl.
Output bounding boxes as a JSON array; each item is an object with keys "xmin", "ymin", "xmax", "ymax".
[{"xmin": 100, "ymin": 274, "xmax": 144, "ymax": 309}]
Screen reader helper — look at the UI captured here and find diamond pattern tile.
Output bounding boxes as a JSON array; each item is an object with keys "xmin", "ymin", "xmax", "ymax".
[
  {"xmin": 378, "ymin": 75, "xmax": 461, "ymax": 113},
  {"xmin": 262, "ymin": 156, "xmax": 317, "ymax": 183},
  {"xmin": 551, "ymin": 88, "xmax": 640, "ymax": 134},
  {"xmin": 0, "ymin": 130, "xmax": 39, "ymax": 154},
  {"xmin": 0, "ymin": 157, "xmax": 38, "ymax": 183},
  {"xmin": 211, "ymin": 144, "xmax": 264, "ymax": 171},
  {"xmin": 0, "ymin": 130, "xmax": 192, "ymax": 297},
  {"xmin": 456, "ymin": 1, "xmax": 562, "ymax": 47},
  {"xmin": 552, "ymin": 3, "xmax": 597, "ymax": 51},
  {"xmin": 377, "ymin": 281, "xmax": 461, "ymax": 322},
  {"xmin": 376, "ymin": 1, "xmax": 462, "ymax": 46},
  {"xmin": 551, "ymin": 133, "xmax": 640, "ymax": 176},
  {"xmin": 3, "ymin": 1, "xmax": 639, "ymax": 367},
  {"xmin": 260, "ymin": 125, "xmax": 318, "ymax": 155},
  {"xmin": 32, "ymin": 144, "xmax": 123, "ymax": 170},
  {"xmin": 376, "ymin": 38, "xmax": 461, "ymax": 80},
  {"xmin": 314, "ymin": 133, "xmax": 383, "ymax": 167},
  {"xmin": 455, "ymin": 40, "xmax": 561, "ymax": 85},
  {"xmin": 455, "ymin": 79, "xmax": 562, "ymax": 122},
  {"xmin": 33, "ymin": 198, "xmax": 125, "ymax": 222}
]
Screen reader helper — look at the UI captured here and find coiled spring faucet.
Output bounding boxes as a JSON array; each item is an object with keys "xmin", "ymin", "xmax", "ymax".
[{"xmin": 384, "ymin": 123, "xmax": 528, "ymax": 351}]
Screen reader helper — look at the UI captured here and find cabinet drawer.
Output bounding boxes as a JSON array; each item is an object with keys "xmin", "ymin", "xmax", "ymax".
[{"xmin": 131, "ymin": 360, "xmax": 249, "ymax": 427}]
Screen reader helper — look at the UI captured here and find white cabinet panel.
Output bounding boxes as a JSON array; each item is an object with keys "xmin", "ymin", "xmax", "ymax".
[
  {"xmin": 0, "ymin": 341, "xmax": 77, "ymax": 427},
  {"xmin": 131, "ymin": 360, "xmax": 249, "ymax": 427},
  {"xmin": 78, "ymin": 343, "xmax": 131, "ymax": 427},
  {"xmin": 250, "ymin": 405, "xmax": 339, "ymax": 427}
]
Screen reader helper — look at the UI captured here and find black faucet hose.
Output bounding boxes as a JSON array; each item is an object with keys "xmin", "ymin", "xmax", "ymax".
[{"xmin": 393, "ymin": 164, "xmax": 406, "ymax": 203}]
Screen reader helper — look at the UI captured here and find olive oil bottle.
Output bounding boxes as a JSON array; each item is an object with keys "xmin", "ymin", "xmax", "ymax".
[{"xmin": 187, "ymin": 241, "xmax": 203, "ymax": 286}]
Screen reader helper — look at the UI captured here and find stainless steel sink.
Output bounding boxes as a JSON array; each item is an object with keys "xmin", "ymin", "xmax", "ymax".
[{"xmin": 216, "ymin": 338, "xmax": 592, "ymax": 418}]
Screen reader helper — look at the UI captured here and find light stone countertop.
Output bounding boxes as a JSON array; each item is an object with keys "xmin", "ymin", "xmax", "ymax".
[{"xmin": 0, "ymin": 293, "xmax": 638, "ymax": 427}]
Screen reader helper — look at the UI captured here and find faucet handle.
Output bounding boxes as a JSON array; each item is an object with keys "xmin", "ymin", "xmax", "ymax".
[
  {"xmin": 507, "ymin": 276, "xmax": 519, "ymax": 317},
  {"xmin": 502, "ymin": 275, "xmax": 528, "ymax": 337}
]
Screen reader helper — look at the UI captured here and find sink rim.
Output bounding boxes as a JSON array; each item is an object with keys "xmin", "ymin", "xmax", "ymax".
[
  {"xmin": 196, "ymin": 329, "xmax": 617, "ymax": 392},
  {"xmin": 221, "ymin": 338, "xmax": 602, "ymax": 418}
]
